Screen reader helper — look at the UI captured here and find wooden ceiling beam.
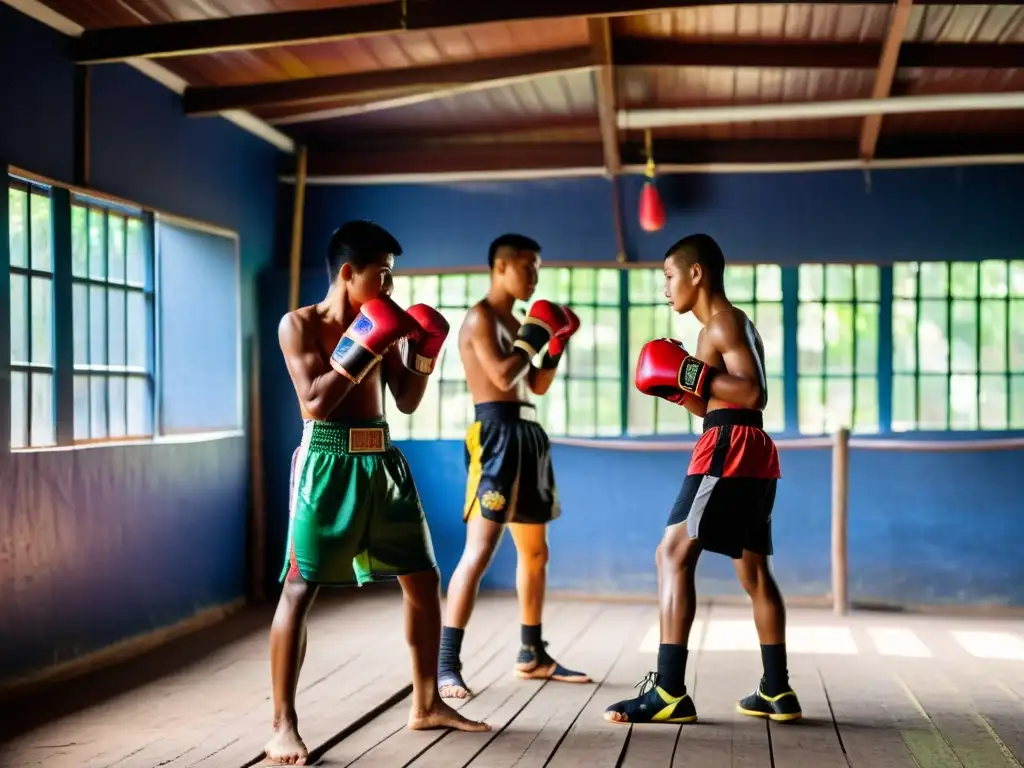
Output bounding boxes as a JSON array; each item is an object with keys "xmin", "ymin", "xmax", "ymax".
[
  {"xmin": 183, "ymin": 47, "xmax": 594, "ymax": 116},
  {"xmin": 589, "ymin": 18, "xmax": 622, "ymax": 177},
  {"xmin": 70, "ymin": 0, "xmax": 981, "ymax": 64},
  {"xmin": 615, "ymin": 37, "xmax": 1024, "ymax": 70},
  {"xmin": 860, "ymin": 0, "xmax": 914, "ymax": 161},
  {"xmin": 179, "ymin": 38, "xmax": 1024, "ymax": 124},
  {"xmin": 307, "ymin": 143, "xmax": 608, "ymax": 178},
  {"xmin": 303, "ymin": 136, "xmax": 1024, "ymax": 178}
]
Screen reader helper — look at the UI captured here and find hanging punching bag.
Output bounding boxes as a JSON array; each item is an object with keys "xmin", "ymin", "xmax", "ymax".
[
  {"xmin": 638, "ymin": 179, "xmax": 665, "ymax": 232},
  {"xmin": 638, "ymin": 133, "xmax": 665, "ymax": 232}
]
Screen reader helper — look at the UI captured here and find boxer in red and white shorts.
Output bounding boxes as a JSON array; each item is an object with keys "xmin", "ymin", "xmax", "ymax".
[{"xmin": 605, "ymin": 233, "xmax": 801, "ymax": 730}]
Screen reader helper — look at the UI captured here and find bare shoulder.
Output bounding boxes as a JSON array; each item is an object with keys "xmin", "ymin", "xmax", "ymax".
[
  {"xmin": 461, "ymin": 301, "xmax": 495, "ymax": 337},
  {"xmin": 705, "ymin": 307, "xmax": 751, "ymax": 348},
  {"xmin": 278, "ymin": 306, "xmax": 317, "ymax": 350}
]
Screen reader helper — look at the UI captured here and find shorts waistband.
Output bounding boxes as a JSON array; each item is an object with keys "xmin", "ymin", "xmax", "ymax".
[
  {"xmin": 301, "ymin": 419, "xmax": 392, "ymax": 455},
  {"xmin": 702, "ymin": 408, "xmax": 763, "ymax": 432},
  {"xmin": 474, "ymin": 402, "xmax": 538, "ymax": 424}
]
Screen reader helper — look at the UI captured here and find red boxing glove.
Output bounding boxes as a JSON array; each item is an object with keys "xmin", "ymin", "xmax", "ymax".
[
  {"xmin": 541, "ymin": 306, "xmax": 580, "ymax": 369},
  {"xmin": 635, "ymin": 338, "xmax": 716, "ymax": 403},
  {"xmin": 513, "ymin": 300, "xmax": 571, "ymax": 360},
  {"xmin": 330, "ymin": 296, "xmax": 417, "ymax": 383},
  {"xmin": 403, "ymin": 304, "xmax": 450, "ymax": 375}
]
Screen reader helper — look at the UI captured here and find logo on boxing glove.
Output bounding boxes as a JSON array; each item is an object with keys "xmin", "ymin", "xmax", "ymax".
[{"xmin": 331, "ymin": 297, "xmax": 418, "ymax": 384}]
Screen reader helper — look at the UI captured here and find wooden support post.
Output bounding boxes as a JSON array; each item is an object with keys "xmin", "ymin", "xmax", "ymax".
[
  {"xmin": 831, "ymin": 427, "xmax": 850, "ymax": 615},
  {"xmin": 859, "ymin": 0, "xmax": 913, "ymax": 161},
  {"xmin": 73, "ymin": 66, "xmax": 91, "ymax": 187},
  {"xmin": 248, "ymin": 333, "xmax": 266, "ymax": 601},
  {"xmin": 288, "ymin": 145, "xmax": 309, "ymax": 312}
]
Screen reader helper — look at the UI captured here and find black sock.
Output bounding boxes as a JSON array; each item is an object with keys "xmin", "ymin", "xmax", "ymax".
[
  {"xmin": 760, "ymin": 643, "xmax": 789, "ymax": 695},
  {"xmin": 439, "ymin": 626, "xmax": 464, "ymax": 670},
  {"xmin": 521, "ymin": 623, "xmax": 542, "ymax": 647},
  {"xmin": 657, "ymin": 644, "xmax": 688, "ymax": 697}
]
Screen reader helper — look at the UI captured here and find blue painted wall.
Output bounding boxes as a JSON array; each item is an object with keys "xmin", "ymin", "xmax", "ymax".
[
  {"xmin": 294, "ymin": 168, "xmax": 1024, "ymax": 268},
  {"xmin": 259, "ymin": 165, "xmax": 1024, "ymax": 609},
  {"xmin": 0, "ymin": 5, "xmax": 280, "ymax": 682}
]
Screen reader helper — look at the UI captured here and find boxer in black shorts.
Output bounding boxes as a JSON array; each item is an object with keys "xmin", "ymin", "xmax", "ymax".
[
  {"xmin": 464, "ymin": 401, "xmax": 559, "ymax": 525},
  {"xmin": 437, "ymin": 234, "xmax": 590, "ymax": 699},
  {"xmin": 605, "ymin": 233, "xmax": 801, "ymax": 728}
]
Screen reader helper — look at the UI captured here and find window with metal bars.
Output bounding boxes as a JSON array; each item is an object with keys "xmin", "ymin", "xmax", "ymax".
[
  {"xmin": 385, "ymin": 267, "xmax": 623, "ymax": 440},
  {"xmin": 797, "ymin": 264, "xmax": 881, "ymax": 435},
  {"xmin": 70, "ymin": 196, "xmax": 154, "ymax": 441},
  {"xmin": 8, "ymin": 179, "xmax": 56, "ymax": 448},
  {"xmin": 892, "ymin": 260, "xmax": 1024, "ymax": 431},
  {"xmin": 626, "ymin": 264, "xmax": 786, "ymax": 435}
]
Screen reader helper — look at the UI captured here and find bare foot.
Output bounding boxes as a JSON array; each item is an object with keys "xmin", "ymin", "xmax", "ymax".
[
  {"xmin": 264, "ymin": 725, "xmax": 309, "ymax": 765},
  {"xmin": 604, "ymin": 710, "xmax": 629, "ymax": 724},
  {"xmin": 408, "ymin": 700, "xmax": 491, "ymax": 732},
  {"xmin": 439, "ymin": 682, "xmax": 471, "ymax": 700}
]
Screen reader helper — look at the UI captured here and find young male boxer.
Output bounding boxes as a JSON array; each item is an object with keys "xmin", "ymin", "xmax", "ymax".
[
  {"xmin": 266, "ymin": 220, "xmax": 489, "ymax": 765},
  {"xmin": 437, "ymin": 234, "xmax": 591, "ymax": 699},
  {"xmin": 605, "ymin": 233, "xmax": 801, "ymax": 726}
]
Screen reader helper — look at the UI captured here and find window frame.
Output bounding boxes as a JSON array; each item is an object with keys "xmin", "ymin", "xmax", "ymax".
[
  {"xmin": 892, "ymin": 259, "xmax": 1024, "ymax": 432},
  {"xmin": 8, "ymin": 177, "xmax": 57, "ymax": 449},
  {"xmin": 533, "ymin": 266, "xmax": 624, "ymax": 438},
  {"xmin": 6, "ymin": 167, "xmax": 239, "ymax": 452},
  {"xmin": 70, "ymin": 195, "xmax": 156, "ymax": 444},
  {"xmin": 795, "ymin": 263, "xmax": 882, "ymax": 436}
]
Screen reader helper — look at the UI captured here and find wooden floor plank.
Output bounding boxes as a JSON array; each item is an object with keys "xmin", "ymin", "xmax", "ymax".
[
  {"xmin": 6, "ymin": 594, "xmax": 394, "ymax": 768},
  {"xmin": 618, "ymin": 607, "xmax": 700, "ymax": 768},
  {"xmin": 769, "ymin": 660, "xmax": 849, "ymax": 767},
  {"xmin": 545, "ymin": 605, "xmax": 659, "ymax": 768},
  {"xmin": 467, "ymin": 603, "xmax": 643, "ymax": 768},
  {"xmin": 815, "ymin": 659, "xmax": 919, "ymax": 768},
  {"xmin": 167, "ymin": 594, "xmax": 415, "ymax": 768},
  {"xmin": 315, "ymin": 601, "xmax": 595, "ymax": 767},
  {"xmin": 900, "ymin": 666, "xmax": 1022, "ymax": 768},
  {"xmin": 337, "ymin": 601, "xmax": 598, "ymax": 768},
  {"xmin": 951, "ymin": 673, "xmax": 1024, "ymax": 767},
  {"xmin": 405, "ymin": 604, "xmax": 599, "ymax": 768},
  {"xmin": 672, "ymin": 607, "xmax": 770, "ymax": 768},
  {"xmin": 11, "ymin": 596, "xmax": 1024, "ymax": 768},
  {"xmin": 299, "ymin": 595, "xmax": 526, "ymax": 767}
]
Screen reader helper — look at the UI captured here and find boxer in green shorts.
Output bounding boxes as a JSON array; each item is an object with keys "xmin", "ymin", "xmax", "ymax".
[
  {"xmin": 265, "ymin": 221, "xmax": 489, "ymax": 766},
  {"xmin": 282, "ymin": 419, "xmax": 435, "ymax": 586}
]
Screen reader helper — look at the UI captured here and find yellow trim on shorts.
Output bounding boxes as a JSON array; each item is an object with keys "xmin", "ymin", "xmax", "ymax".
[{"xmin": 464, "ymin": 421, "xmax": 483, "ymax": 521}]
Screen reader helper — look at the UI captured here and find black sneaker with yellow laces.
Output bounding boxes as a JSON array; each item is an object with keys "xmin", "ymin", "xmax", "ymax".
[
  {"xmin": 604, "ymin": 672, "xmax": 698, "ymax": 725},
  {"xmin": 736, "ymin": 681, "xmax": 802, "ymax": 722}
]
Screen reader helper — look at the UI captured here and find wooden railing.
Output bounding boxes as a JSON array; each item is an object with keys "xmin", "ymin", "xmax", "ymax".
[{"xmin": 549, "ymin": 430, "xmax": 1024, "ymax": 615}]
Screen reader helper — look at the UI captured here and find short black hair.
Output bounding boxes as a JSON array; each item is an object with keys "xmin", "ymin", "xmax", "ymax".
[
  {"xmin": 488, "ymin": 233, "xmax": 541, "ymax": 270},
  {"xmin": 665, "ymin": 233, "xmax": 725, "ymax": 292},
  {"xmin": 326, "ymin": 220, "xmax": 402, "ymax": 280}
]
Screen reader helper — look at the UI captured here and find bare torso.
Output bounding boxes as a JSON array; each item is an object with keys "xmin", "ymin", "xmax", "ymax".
[
  {"xmin": 290, "ymin": 304, "xmax": 386, "ymax": 422},
  {"xmin": 695, "ymin": 306, "xmax": 768, "ymax": 414},
  {"xmin": 459, "ymin": 300, "xmax": 531, "ymax": 405}
]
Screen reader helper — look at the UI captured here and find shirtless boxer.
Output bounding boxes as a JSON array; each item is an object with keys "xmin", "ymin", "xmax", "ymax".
[
  {"xmin": 605, "ymin": 233, "xmax": 801, "ymax": 726},
  {"xmin": 266, "ymin": 220, "xmax": 489, "ymax": 765},
  {"xmin": 437, "ymin": 234, "xmax": 591, "ymax": 699}
]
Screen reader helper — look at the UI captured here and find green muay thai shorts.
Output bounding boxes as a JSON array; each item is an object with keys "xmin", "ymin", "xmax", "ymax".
[{"xmin": 280, "ymin": 419, "xmax": 438, "ymax": 586}]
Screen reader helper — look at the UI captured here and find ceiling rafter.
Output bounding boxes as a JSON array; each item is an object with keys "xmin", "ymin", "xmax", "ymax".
[
  {"xmin": 69, "ymin": 0, "xmax": 988, "ymax": 64},
  {"xmin": 301, "ymin": 135, "xmax": 1024, "ymax": 179},
  {"xmin": 177, "ymin": 39, "xmax": 1024, "ymax": 124},
  {"xmin": 860, "ymin": 0, "xmax": 915, "ymax": 162},
  {"xmin": 182, "ymin": 47, "xmax": 594, "ymax": 116},
  {"xmin": 588, "ymin": 18, "xmax": 622, "ymax": 177}
]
